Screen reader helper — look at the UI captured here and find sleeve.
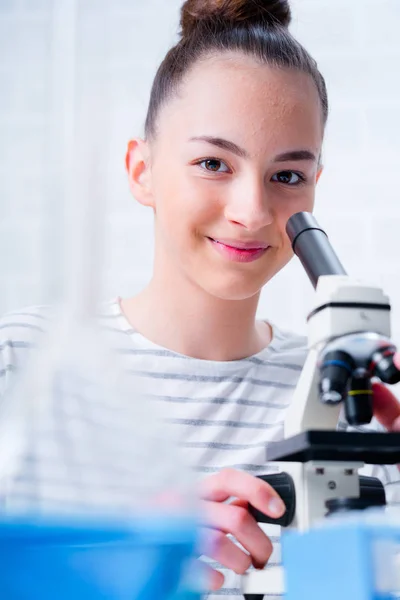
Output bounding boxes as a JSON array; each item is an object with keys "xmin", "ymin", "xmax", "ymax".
[
  {"xmin": 0, "ymin": 307, "xmax": 47, "ymax": 401},
  {"xmin": 0, "ymin": 329, "xmax": 17, "ymax": 400}
]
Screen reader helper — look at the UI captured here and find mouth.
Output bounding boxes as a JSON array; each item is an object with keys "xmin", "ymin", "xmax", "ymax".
[{"xmin": 207, "ymin": 237, "xmax": 271, "ymax": 263}]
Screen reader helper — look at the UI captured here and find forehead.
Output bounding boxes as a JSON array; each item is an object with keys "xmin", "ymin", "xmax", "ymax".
[{"xmin": 156, "ymin": 53, "xmax": 323, "ymax": 155}]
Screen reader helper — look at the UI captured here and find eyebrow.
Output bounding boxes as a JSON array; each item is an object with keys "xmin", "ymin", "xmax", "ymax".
[
  {"xmin": 274, "ymin": 149, "xmax": 317, "ymax": 163},
  {"xmin": 188, "ymin": 135, "xmax": 317, "ymax": 163},
  {"xmin": 189, "ymin": 136, "xmax": 249, "ymax": 158}
]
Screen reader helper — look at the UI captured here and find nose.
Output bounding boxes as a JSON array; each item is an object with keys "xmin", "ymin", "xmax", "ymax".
[{"xmin": 223, "ymin": 176, "xmax": 274, "ymax": 231}]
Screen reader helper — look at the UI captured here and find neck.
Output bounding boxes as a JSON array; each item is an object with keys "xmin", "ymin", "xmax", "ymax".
[{"xmin": 120, "ymin": 266, "xmax": 271, "ymax": 361}]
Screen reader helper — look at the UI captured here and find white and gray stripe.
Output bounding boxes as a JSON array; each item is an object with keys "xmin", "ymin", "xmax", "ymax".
[{"xmin": 0, "ymin": 298, "xmax": 399, "ymax": 600}]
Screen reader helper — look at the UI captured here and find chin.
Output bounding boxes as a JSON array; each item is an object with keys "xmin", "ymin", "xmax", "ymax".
[
  {"xmin": 201, "ymin": 253, "xmax": 294, "ymax": 301},
  {"xmin": 186, "ymin": 247, "xmax": 293, "ymax": 301},
  {"xmin": 200, "ymin": 271, "xmax": 273, "ymax": 302}
]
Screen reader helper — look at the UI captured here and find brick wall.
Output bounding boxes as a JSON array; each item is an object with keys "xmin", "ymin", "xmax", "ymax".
[{"xmin": 1, "ymin": 0, "xmax": 399, "ymax": 339}]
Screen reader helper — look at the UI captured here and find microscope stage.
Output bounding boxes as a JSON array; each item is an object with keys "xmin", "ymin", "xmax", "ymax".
[{"xmin": 266, "ymin": 430, "xmax": 400, "ymax": 464}]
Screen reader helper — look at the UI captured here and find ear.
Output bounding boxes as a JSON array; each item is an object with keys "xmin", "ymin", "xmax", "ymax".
[
  {"xmin": 316, "ymin": 164, "xmax": 324, "ymax": 183},
  {"xmin": 125, "ymin": 138, "xmax": 154, "ymax": 209}
]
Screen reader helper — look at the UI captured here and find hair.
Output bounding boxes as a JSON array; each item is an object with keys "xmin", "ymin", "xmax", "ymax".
[{"xmin": 144, "ymin": 0, "xmax": 328, "ymax": 141}]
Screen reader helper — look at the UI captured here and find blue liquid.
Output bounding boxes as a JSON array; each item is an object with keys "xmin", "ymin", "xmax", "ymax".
[{"xmin": 0, "ymin": 514, "xmax": 201, "ymax": 599}]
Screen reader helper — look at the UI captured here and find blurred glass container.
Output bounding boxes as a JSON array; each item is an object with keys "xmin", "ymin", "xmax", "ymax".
[
  {"xmin": 0, "ymin": 2, "xmax": 203, "ymax": 595},
  {"xmin": 0, "ymin": 305, "xmax": 202, "ymax": 599}
]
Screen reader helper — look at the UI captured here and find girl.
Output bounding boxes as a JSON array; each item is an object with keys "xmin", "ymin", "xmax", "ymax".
[{"xmin": 1, "ymin": 1, "xmax": 399, "ymax": 598}]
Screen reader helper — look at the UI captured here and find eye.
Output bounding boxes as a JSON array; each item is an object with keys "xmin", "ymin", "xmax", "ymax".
[
  {"xmin": 271, "ymin": 171, "xmax": 305, "ymax": 185},
  {"xmin": 197, "ymin": 158, "xmax": 231, "ymax": 173}
]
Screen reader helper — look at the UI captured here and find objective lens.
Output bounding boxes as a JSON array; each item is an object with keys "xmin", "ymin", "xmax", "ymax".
[
  {"xmin": 345, "ymin": 373, "xmax": 373, "ymax": 425},
  {"xmin": 319, "ymin": 351, "xmax": 354, "ymax": 405}
]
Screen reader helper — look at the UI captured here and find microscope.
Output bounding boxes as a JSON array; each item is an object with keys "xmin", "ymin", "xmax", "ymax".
[{"xmin": 241, "ymin": 212, "xmax": 400, "ymax": 600}]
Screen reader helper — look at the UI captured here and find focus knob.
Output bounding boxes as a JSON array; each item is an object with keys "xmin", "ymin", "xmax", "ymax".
[{"xmin": 248, "ymin": 472, "xmax": 296, "ymax": 527}]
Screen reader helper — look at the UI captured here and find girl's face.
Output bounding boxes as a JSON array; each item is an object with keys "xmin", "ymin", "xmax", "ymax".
[{"xmin": 128, "ymin": 53, "xmax": 324, "ymax": 301}]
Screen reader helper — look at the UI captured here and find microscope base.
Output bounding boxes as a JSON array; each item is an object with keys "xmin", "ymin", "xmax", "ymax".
[{"xmin": 242, "ymin": 565, "xmax": 284, "ymax": 598}]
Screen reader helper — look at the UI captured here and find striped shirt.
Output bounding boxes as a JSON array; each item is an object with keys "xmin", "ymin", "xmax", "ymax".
[{"xmin": 0, "ymin": 298, "xmax": 399, "ymax": 600}]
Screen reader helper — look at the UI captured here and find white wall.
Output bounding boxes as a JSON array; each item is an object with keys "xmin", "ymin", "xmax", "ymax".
[{"xmin": 1, "ymin": 0, "xmax": 400, "ymax": 339}]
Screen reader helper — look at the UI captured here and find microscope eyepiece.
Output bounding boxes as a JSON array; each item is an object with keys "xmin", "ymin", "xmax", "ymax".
[{"xmin": 286, "ymin": 212, "xmax": 346, "ymax": 289}]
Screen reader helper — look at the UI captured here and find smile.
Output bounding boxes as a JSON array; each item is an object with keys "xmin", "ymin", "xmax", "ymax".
[{"xmin": 207, "ymin": 237, "xmax": 270, "ymax": 263}]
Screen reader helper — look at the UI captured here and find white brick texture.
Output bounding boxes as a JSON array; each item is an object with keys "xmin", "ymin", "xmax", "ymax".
[{"xmin": 0, "ymin": 0, "xmax": 399, "ymax": 340}]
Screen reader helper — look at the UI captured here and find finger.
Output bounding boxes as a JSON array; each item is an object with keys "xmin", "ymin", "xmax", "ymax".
[
  {"xmin": 372, "ymin": 382, "xmax": 400, "ymax": 431},
  {"xmin": 229, "ymin": 499, "xmax": 271, "ymax": 569},
  {"xmin": 202, "ymin": 499, "xmax": 273, "ymax": 568},
  {"xmin": 202, "ymin": 527, "xmax": 252, "ymax": 575},
  {"xmin": 393, "ymin": 352, "xmax": 400, "ymax": 371},
  {"xmin": 197, "ymin": 560, "xmax": 225, "ymax": 591},
  {"xmin": 229, "ymin": 498, "xmax": 248, "ymax": 509},
  {"xmin": 199, "ymin": 468, "xmax": 285, "ymax": 518}
]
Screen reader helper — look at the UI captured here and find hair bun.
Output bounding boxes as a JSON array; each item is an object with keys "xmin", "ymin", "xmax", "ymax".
[{"xmin": 180, "ymin": 0, "xmax": 292, "ymax": 40}]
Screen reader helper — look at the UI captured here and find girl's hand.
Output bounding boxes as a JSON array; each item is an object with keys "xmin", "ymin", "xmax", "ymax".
[
  {"xmin": 197, "ymin": 467, "xmax": 285, "ymax": 590},
  {"xmin": 372, "ymin": 351, "xmax": 400, "ymax": 442}
]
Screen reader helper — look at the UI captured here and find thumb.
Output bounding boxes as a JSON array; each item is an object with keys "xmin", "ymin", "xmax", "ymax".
[
  {"xmin": 372, "ymin": 381, "xmax": 400, "ymax": 432},
  {"xmin": 393, "ymin": 352, "xmax": 400, "ymax": 371}
]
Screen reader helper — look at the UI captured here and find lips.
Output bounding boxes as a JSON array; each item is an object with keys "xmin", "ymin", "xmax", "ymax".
[
  {"xmin": 209, "ymin": 238, "xmax": 269, "ymax": 250},
  {"xmin": 207, "ymin": 237, "xmax": 271, "ymax": 263}
]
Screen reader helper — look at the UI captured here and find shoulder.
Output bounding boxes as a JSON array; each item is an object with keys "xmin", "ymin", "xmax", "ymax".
[
  {"xmin": 268, "ymin": 321, "xmax": 308, "ymax": 364},
  {"xmin": 0, "ymin": 304, "xmax": 53, "ymax": 396},
  {"xmin": 0, "ymin": 298, "xmax": 128, "ymax": 397},
  {"xmin": 0, "ymin": 304, "xmax": 52, "ymax": 350},
  {"xmin": 244, "ymin": 321, "xmax": 308, "ymax": 391}
]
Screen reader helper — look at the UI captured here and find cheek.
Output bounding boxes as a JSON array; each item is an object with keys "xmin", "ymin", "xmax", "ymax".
[
  {"xmin": 274, "ymin": 190, "xmax": 315, "ymax": 230},
  {"xmin": 157, "ymin": 170, "xmax": 221, "ymax": 229},
  {"xmin": 153, "ymin": 169, "xmax": 187, "ymax": 223}
]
